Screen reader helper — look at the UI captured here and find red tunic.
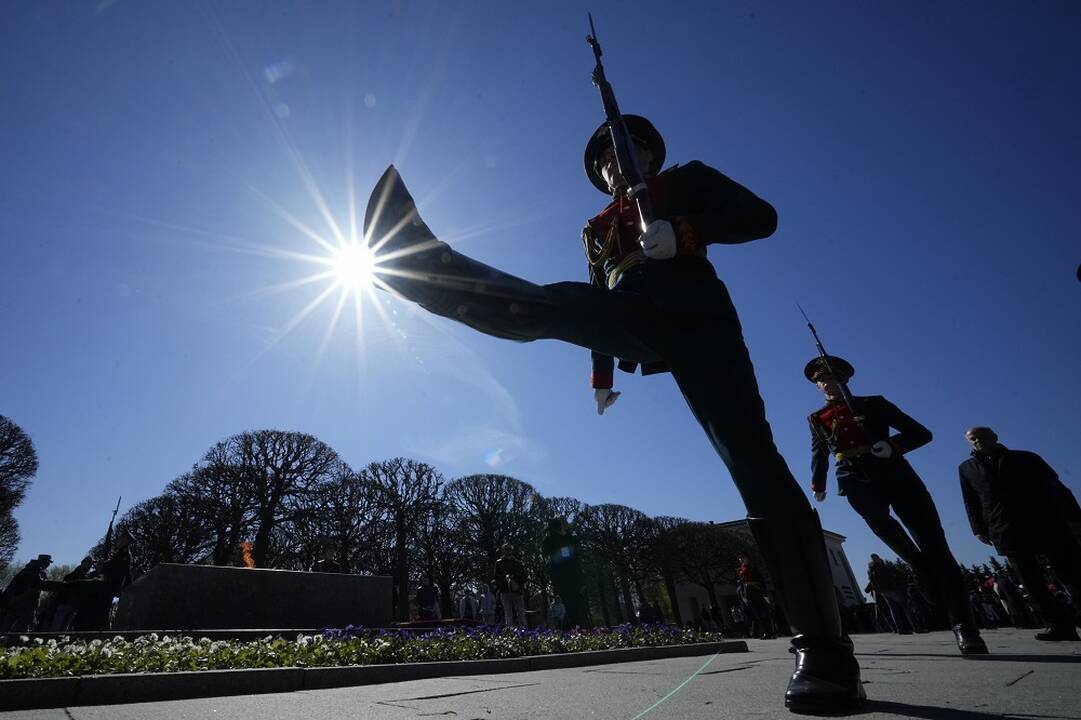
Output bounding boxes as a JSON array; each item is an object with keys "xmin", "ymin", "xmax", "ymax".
[{"xmin": 813, "ymin": 403, "xmax": 872, "ymax": 454}]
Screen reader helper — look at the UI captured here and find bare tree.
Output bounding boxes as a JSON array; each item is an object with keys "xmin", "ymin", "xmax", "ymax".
[
  {"xmin": 577, "ymin": 503, "xmax": 653, "ymax": 623},
  {"xmin": 279, "ymin": 464, "xmax": 379, "ymax": 573},
  {"xmin": 0, "ymin": 513, "xmax": 18, "ymax": 570},
  {"xmin": 198, "ymin": 430, "xmax": 342, "ymax": 567},
  {"xmin": 413, "ymin": 491, "xmax": 471, "ymax": 618},
  {"xmin": 169, "ymin": 467, "xmax": 252, "ymax": 566},
  {"xmin": 539, "ymin": 496, "xmax": 584, "ymax": 526},
  {"xmin": 669, "ymin": 522, "xmax": 756, "ymax": 613},
  {"xmin": 444, "ymin": 474, "xmax": 545, "ymax": 580},
  {"xmin": 364, "ymin": 458, "xmax": 443, "ymax": 621},
  {"xmin": 0, "ymin": 416, "xmax": 38, "ymax": 567},
  {"xmin": 107, "ymin": 492, "xmax": 216, "ymax": 578},
  {"xmin": 645, "ymin": 515, "xmax": 695, "ymax": 626}
]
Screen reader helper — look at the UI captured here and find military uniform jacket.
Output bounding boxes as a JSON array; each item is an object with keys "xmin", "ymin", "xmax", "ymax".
[
  {"xmin": 958, "ymin": 445, "xmax": 1081, "ymax": 555},
  {"xmin": 809, "ymin": 395, "xmax": 933, "ymax": 495},
  {"xmin": 582, "ymin": 161, "xmax": 778, "ymax": 388}
]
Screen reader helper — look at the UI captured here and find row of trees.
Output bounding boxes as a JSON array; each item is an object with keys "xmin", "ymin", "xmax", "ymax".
[{"xmin": 97, "ymin": 429, "xmax": 762, "ymax": 625}]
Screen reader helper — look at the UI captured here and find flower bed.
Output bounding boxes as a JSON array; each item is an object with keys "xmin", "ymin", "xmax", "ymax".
[{"xmin": 1, "ymin": 624, "xmax": 724, "ymax": 680}]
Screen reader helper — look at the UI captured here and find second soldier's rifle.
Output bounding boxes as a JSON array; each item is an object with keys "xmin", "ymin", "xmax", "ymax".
[
  {"xmin": 586, "ymin": 13, "xmax": 654, "ymax": 234},
  {"xmin": 798, "ymin": 305, "xmax": 862, "ymax": 425},
  {"xmin": 102, "ymin": 495, "xmax": 121, "ymax": 558}
]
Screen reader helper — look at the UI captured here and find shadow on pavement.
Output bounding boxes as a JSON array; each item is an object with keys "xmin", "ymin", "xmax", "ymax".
[
  {"xmin": 856, "ymin": 653, "xmax": 1081, "ymax": 663},
  {"xmin": 861, "ymin": 700, "xmax": 1006, "ymax": 719}
]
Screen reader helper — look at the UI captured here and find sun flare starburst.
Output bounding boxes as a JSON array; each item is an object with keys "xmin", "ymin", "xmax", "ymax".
[{"xmin": 331, "ymin": 242, "xmax": 377, "ymax": 291}]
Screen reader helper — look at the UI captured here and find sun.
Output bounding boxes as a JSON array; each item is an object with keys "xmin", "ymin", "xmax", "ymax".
[{"xmin": 331, "ymin": 242, "xmax": 377, "ymax": 291}]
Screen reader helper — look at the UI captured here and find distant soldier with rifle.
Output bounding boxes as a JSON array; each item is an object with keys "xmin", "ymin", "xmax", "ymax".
[
  {"xmin": 361, "ymin": 16, "xmax": 864, "ymax": 712},
  {"xmin": 802, "ymin": 330, "xmax": 988, "ymax": 656},
  {"xmin": 72, "ymin": 498, "xmax": 132, "ymax": 631}
]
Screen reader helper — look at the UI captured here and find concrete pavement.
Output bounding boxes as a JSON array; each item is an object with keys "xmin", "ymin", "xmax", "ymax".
[{"xmin": 3, "ymin": 628, "xmax": 1079, "ymax": 719}]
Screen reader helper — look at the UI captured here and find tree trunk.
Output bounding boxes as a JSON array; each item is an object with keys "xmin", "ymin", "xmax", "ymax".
[
  {"xmin": 620, "ymin": 573, "xmax": 637, "ymax": 625},
  {"xmin": 663, "ymin": 573, "xmax": 682, "ymax": 626},
  {"xmin": 394, "ymin": 525, "xmax": 409, "ymax": 621},
  {"xmin": 608, "ymin": 574, "xmax": 624, "ymax": 623},
  {"xmin": 252, "ymin": 516, "xmax": 273, "ymax": 567},
  {"xmin": 596, "ymin": 572, "xmax": 612, "ymax": 627}
]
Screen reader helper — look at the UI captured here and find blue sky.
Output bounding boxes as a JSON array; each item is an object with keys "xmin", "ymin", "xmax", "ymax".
[{"xmin": 2, "ymin": 1, "xmax": 1079, "ymax": 597}]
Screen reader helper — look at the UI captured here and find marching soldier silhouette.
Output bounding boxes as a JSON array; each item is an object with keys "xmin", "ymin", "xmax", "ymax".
[
  {"xmin": 805, "ymin": 354, "xmax": 988, "ymax": 655},
  {"xmin": 360, "ymin": 22, "xmax": 867, "ymax": 709}
]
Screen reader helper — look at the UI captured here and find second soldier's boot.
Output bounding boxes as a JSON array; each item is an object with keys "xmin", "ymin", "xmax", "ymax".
[
  {"xmin": 362, "ymin": 165, "xmax": 551, "ymax": 341},
  {"xmin": 748, "ymin": 510, "xmax": 865, "ymax": 713}
]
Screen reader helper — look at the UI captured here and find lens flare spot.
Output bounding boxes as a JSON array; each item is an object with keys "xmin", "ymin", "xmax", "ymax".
[{"xmin": 333, "ymin": 243, "xmax": 376, "ymax": 291}]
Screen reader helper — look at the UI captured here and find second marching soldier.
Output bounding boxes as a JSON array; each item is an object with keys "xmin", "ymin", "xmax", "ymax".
[{"xmin": 805, "ymin": 355, "xmax": 988, "ymax": 655}]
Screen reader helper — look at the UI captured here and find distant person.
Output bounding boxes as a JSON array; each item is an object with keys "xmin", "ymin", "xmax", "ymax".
[
  {"xmin": 458, "ymin": 588, "xmax": 478, "ymax": 621},
  {"xmin": 550, "ymin": 596, "xmax": 566, "ymax": 630},
  {"xmin": 416, "ymin": 577, "xmax": 439, "ymax": 621},
  {"xmin": 737, "ymin": 556, "xmax": 775, "ymax": 639},
  {"xmin": 75, "ymin": 531, "xmax": 133, "ymax": 631},
  {"xmin": 494, "ymin": 543, "xmax": 527, "ymax": 627},
  {"xmin": 806, "ymin": 355, "xmax": 988, "ymax": 655},
  {"xmin": 960, "ymin": 426, "xmax": 1081, "ymax": 641},
  {"xmin": 865, "ymin": 555, "xmax": 913, "ymax": 634},
  {"xmin": 479, "ymin": 583, "xmax": 497, "ymax": 625},
  {"xmin": 0, "ymin": 554, "xmax": 52, "ymax": 633},
  {"xmin": 991, "ymin": 571, "xmax": 1030, "ymax": 628},
  {"xmin": 650, "ymin": 600, "xmax": 665, "ymax": 625}
]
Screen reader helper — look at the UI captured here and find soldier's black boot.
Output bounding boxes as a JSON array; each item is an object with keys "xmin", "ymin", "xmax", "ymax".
[
  {"xmin": 952, "ymin": 623, "xmax": 989, "ymax": 654},
  {"xmin": 363, "ymin": 165, "xmax": 549, "ymax": 341},
  {"xmin": 1035, "ymin": 624, "xmax": 1080, "ymax": 641},
  {"xmin": 748, "ymin": 511, "xmax": 865, "ymax": 714},
  {"xmin": 943, "ymin": 580, "xmax": 989, "ymax": 655}
]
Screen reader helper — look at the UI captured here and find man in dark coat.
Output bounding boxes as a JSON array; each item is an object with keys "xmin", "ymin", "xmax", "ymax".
[
  {"xmin": 960, "ymin": 426, "xmax": 1081, "ymax": 640},
  {"xmin": 0, "ymin": 554, "xmax": 52, "ymax": 633},
  {"xmin": 494, "ymin": 543, "xmax": 527, "ymax": 627},
  {"xmin": 806, "ymin": 356, "xmax": 987, "ymax": 655},
  {"xmin": 865, "ymin": 554, "xmax": 913, "ymax": 634},
  {"xmin": 364, "ymin": 115, "xmax": 863, "ymax": 711}
]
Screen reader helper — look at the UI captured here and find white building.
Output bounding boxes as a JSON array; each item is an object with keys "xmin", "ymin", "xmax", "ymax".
[{"xmin": 672, "ymin": 519, "xmax": 864, "ymax": 629}]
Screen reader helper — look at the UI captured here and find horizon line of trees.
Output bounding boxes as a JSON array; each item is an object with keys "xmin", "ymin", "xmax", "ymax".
[{"xmin": 4, "ymin": 424, "xmax": 768, "ymax": 625}]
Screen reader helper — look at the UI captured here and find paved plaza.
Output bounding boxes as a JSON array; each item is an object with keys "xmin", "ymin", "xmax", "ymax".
[{"xmin": 3, "ymin": 628, "xmax": 1079, "ymax": 720}]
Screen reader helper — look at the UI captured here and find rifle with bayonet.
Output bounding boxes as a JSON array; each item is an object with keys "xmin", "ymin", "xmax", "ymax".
[
  {"xmin": 586, "ymin": 13, "xmax": 654, "ymax": 234},
  {"xmin": 102, "ymin": 495, "xmax": 121, "ymax": 558},
  {"xmin": 798, "ymin": 304, "xmax": 864, "ymax": 430}
]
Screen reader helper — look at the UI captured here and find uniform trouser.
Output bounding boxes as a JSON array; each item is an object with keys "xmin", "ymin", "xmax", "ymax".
[
  {"xmin": 880, "ymin": 590, "xmax": 913, "ymax": 632},
  {"xmin": 388, "ymin": 246, "xmax": 842, "ymax": 644},
  {"xmin": 501, "ymin": 592, "xmax": 526, "ymax": 627},
  {"xmin": 842, "ymin": 462, "xmax": 974, "ymax": 627},
  {"xmin": 1006, "ymin": 530, "xmax": 1081, "ymax": 628}
]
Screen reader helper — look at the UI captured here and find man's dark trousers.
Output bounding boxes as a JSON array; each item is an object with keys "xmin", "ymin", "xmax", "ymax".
[{"xmin": 842, "ymin": 458, "xmax": 971, "ymax": 624}]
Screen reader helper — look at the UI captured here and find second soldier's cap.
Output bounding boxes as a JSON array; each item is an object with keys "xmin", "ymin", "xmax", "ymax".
[
  {"xmin": 583, "ymin": 115, "xmax": 666, "ymax": 194},
  {"xmin": 804, "ymin": 355, "xmax": 855, "ymax": 383}
]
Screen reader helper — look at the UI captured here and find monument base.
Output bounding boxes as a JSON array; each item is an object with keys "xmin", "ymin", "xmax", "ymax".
[{"xmin": 113, "ymin": 564, "xmax": 391, "ymax": 631}]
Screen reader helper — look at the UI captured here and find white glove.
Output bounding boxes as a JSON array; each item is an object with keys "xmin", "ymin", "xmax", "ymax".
[
  {"xmin": 871, "ymin": 441, "xmax": 894, "ymax": 459},
  {"xmin": 639, "ymin": 220, "xmax": 677, "ymax": 260},
  {"xmin": 594, "ymin": 388, "xmax": 621, "ymax": 415},
  {"xmin": 814, "ymin": 491, "xmax": 827, "ymax": 503}
]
